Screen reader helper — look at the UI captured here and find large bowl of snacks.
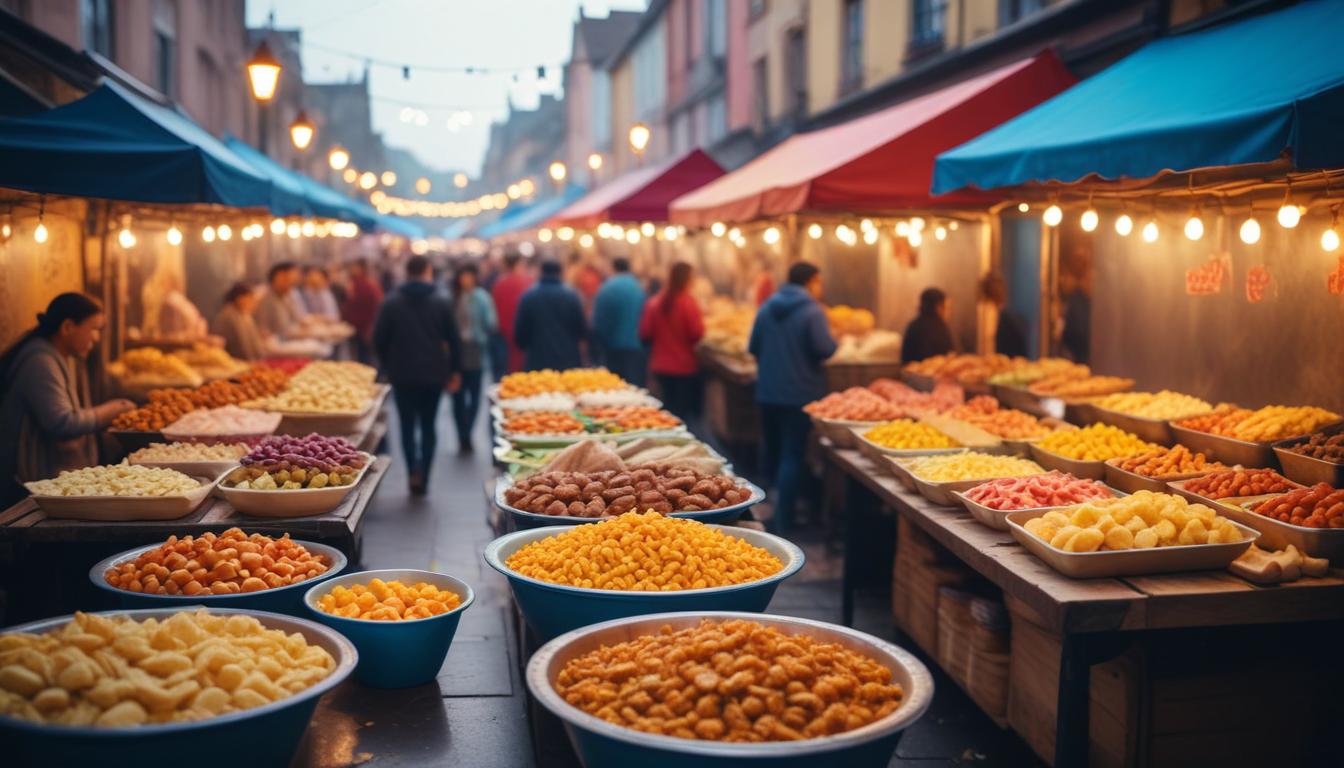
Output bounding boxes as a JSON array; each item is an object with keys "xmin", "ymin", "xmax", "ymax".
[
  {"xmin": 305, "ymin": 569, "xmax": 474, "ymax": 688},
  {"xmin": 218, "ymin": 434, "xmax": 372, "ymax": 517},
  {"xmin": 127, "ymin": 440, "xmax": 251, "ymax": 478},
  {"xmin": 526, "ymin": 611, "xmax": 933, "ymax": 768},
  {"xmin": 0, "ymin": 607, "xmax": 355, "ymax": 768},
  {"xmin": 161, "ymin": 405, "xmax": 281, "ymax": 445},
  {"xmin": 90, "ymin": 528, "xmax": 347, "ymax": 614},
  {"xmin": 24, "ymin": 465, "xmax": 220, "ymax": 522},
  {"xmin": 484, "ymin": 511, "xmax": 804, "ymax": 641}
]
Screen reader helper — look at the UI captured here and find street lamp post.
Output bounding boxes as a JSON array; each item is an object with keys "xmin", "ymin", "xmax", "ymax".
[
  {"xmin": 289, "ymin": 110, "xmax": 315, "ymax": 152},
  {"xmin": 246, "ymin": 39, "xmax": 282, "ymax": 154},
  {"xmin": 628, "ymin": 122, "xmax": 651, "ymax": 166}
]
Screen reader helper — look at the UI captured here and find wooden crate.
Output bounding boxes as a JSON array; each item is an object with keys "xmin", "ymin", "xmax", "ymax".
[{"xmin": 937, "ymin": 587, "xmax": 1011, "ymax": 724}]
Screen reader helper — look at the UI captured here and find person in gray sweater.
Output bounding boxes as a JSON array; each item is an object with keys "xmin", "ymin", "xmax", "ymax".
[{"xmin": 0, "ymin": 293, "xmax": 135, "ymax": 505}]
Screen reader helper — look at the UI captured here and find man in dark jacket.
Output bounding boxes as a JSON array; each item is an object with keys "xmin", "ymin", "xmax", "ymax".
[
  {"xmin": 901, "ymin": 287, "xmax": 955, "ymax": 364},
  {"xmin": 373, "ymin": 255, "xmax": 462, "ymax": 495},
  {"xmin": 514, "ymin": 259, "xmax": 586, "ymax": 370},
  {"xmin": 748, "ymin": 262, "xmax": 837, "ymax": 533}
]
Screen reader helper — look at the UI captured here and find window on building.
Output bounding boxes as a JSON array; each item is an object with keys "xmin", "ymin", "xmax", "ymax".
[
  {"xmin": 80, "ymin": 0, "xmax": 114, "ymax": 58},
  {"xmin": 785, "ymin": 26, "xmax": 807, "ymax": 118},
  {"xmin": 911, "ymin": 0, "xmax": 948, "ymax": 48},
  {"xmin": 841, "ymin": 0, "xmax": 863, "ymax": 92},
  {"xmin": 706, "ymin": 92, "xmax": 727, "ymax": 144},
  {"xmin": 998, "ymin": 0, "xmax": 1043, "ymax": 27},
  {"xmin": 153, "ymin": 0, "xmax": 178, "ymax": 98},
  {"xmin": 703, "ymin": 0, "xmax": 726, "ymax": 59},
  {"xmin": 752, "ymin": 58, "xmax": 768, "ymax": 132}
]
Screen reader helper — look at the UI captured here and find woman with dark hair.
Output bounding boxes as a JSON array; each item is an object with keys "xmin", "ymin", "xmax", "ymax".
[
  {"xmin": 639, "ymin": 262, "xmax": 705, "ymax": 421},
  {"xmin": 450, "ymin": 263, "xmax": 497, "ymax": 452},
  {"xmin": 0, "ymin": 293, "xmax": 135, "ymax": 505},
  {"xmin": 901, "ymin": 287, "xmax": 955, "ymax": 364},
  {"xmin": 210, "ymin": 282, "xmax": 265, "ymax": 361}
]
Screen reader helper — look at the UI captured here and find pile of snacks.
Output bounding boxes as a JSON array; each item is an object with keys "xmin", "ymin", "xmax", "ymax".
[
  {"xmin": 502, "ymin": 411, "xmax": 585, "ymax": 435},
  {"xmin": 700, "ymin": 298, "xmax": 755, "ymax": 358},
  {"xmin": 498, "ymin": 392, "xmax": 578, "ymax": 412},
  {"xmin": 0, "ymin": 609, "xmax": 335, "ymax": 726},
  {"xmin": 171, "ymin": 344, "xmax": 246, "ymax": 376},
  {"xmin": 553, "ymin": 617, "xmax": 904, "ymax": 741},
  {"xmin": 506, "ymin": 511, "xmax": 782, "ymax": 590},
  {"xmin": 163, "ymin": 405, "xmax": 279, "ymax": 437},
  {"xmin": 829, "ymin": 329, "xmax": 903, "ymax": 363},
  {"xmin": 576, "ymin": 390, "xmax": 659, "ymax": 408},
  {"xmin": 964, "ymin": 471, "xmax": 1113, "ymax": 510},
  {"xmin": 862, "ymin": 420, "xmax": 957, "ymax": 450},
  {"xmin": 1180, "ymin": 469, "xmax": 1296, "ymax": 500},
  {"xmin": 317, "ymin": 579, "xmax": 461, "ymax": 620},
  {"xmin": 1034, "ymin": 423, "xmax": 1157, "ymax": 462},
  {"xmin": 128, "ymin": 442, "xmax": 249, "ymax": 464},
  {"xmin": 905, "ymin": 354, "xmax": 1022, "ymax": 385},
  {"xmin": 902, "ymin": 452, "xmax": 1043, "ymax": 482},
  {"xmin": 224, "ymin": 434, "xmax": 367, "ymax": 490},
  {"xmin": 868, "ymin": 379, "xmax": 964, "ymax": 413},
  {"xmin": 1029, "ymin": 374, "xmax": 1134, "ymax": 398},
  {"xmin": 988, "ymin": 359, "xmax": 1088, "ymax": 387},
  {"xmin": 945, "ymin": 396, "xmax": 1054, "ymax": 440},
  {"xmin": 579, "ymin": 406, "xmax": 682, "ymax": 431},
  {"xmin": 1092, "ymin": 390, "xmax": 1213, "ymax": 421},
  {"xmin": 503, "ymin": 465, "xmax": 752, "ymax": 517},
  {"xmin": 804, "ymin": 388, "xmax": 905, "ymax": 421},
  {"xmin": 1176, "ymin": 405, "xmax": 1340, "ymax": 442},
  {"xmin": 826, "ymin": 305, "xmax": 876, "ymax": 336},
  {"xmin": 511, "ymin": 439, "xmax": 725, "ymax": 478},
  {"xmin": 1023, "ymin": 491, "xmax": 1243, "ymax": 551},
  {"xmin": 1285, "ymin": 432, "xmax": 1344, "ymax": 463},
  {"xmin": 27, "ymin": 465, "xmax": 201, "ymax": 497},
  {"xmin": 1110, "ymin": 445, "xmax": 1225, "ymax": 478},
  {"xmin": 614, "ymin": 439, "xmax": 724, "ymax": 475},
  {"xmin": 103, "ymin": 528, "xmax": 332, "ymax": 595},
  {"xmin": 113, "ymin": 347, "xmax": 202, "ymax": 387},
  {"xmin": 498, "ymin": 368, "xmax": 629, "ymax": 399},
  {"xmin": 1250, "ymin": 483, "xmax": 1344, "ymax": 528},
  {"xmin": 111, "ymin": 368, "xmax": 290, "ymax": 431},
  {"xmin": 245, "ymin": 361, "xmax": 377, "ymax": 414}
]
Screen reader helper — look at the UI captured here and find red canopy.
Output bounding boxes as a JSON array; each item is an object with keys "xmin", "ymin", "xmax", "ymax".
[
  {"xmin": 668, "ymin": 52, "xmax": 1076, "ymax": 226},
  {"xmin": 549, "ymin": 148, "xmax": 725, "ymax": 228}
]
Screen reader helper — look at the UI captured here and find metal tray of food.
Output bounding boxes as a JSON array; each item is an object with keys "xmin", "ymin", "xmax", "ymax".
[
  {"xmin": 1168, "ymin": 423, "xmax": 1276, "ymax": 468},
  {"xmin": 1220, "ymin": 496, "xmax": 1344, "ymax": 562},
  {"xmin": 999, "ymin": 418, "xmax": 1075, "ymax": 456},
  {"xmin": 1271, "ymin": 424, "xmax": 1344, "ymax": 487},
  {"xmin": 1004, "ymin": 509, "xmax": 1259, "ymax": 578},
  {"xmin": 852, "ymin": 427, "xmax": 974, "ymax": 461},
  {"xmin": 1029, "ymin": 443, "xmax": 1107, "ymax": 480},
  {"xmin": 900, "ymin": 370, "xmax": 937, "ymax": 392},
  {"xmin": 1103, "ymin": 460, "xmax": 1212, "ymax": 495},
  {"xmin": 1090, "ymin": 405, "xmax": 1177, "ymax": 446},
  {"xmin": 990, "ymin": 384, "xmax": 1049, "ymax": 417},
  {"xmin": 1164, "ymin": 477, "xmax": 1305, "ymax": 513},
  {"xmin": 954, "ymin": 483, "xmax": 1123, "ymax": 531},
  {"xmin": 1061, "ymin": 399, "xmax": 1096, "ymax": 426}
]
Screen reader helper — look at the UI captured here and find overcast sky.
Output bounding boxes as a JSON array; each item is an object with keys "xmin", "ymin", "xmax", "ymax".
[{"xmin": 246, "ymin": 0, "xmax": 646, "ymax": 176}]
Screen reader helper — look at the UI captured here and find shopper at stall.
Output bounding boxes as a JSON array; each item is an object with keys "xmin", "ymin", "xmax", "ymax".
[
  {"xmin": 979, "ymin": 273, "xmax": 1028, "ymax": 357},
  {"xmin": 210, "ymin": 283, "xmax": 266, "ymax": 361},
  {"xmin": 299, "ymin": 266, "xmax": 340, "ymax": 322},
  {"xmin": 514, "ymin": 259, "xmax": 586, "ymax": 371},
  {"xmin": 449, "ymin": 263, "xmax": 497, "ymax": 453},
  {"xmin": 341, "ymin": 259, "xmax": 384, "ymax": 366},
  {"xmin": 254, "ymin": 262, "xmax": 302, "ymax": 339},
  {"xmin": 640, "ymin": 262, "xmax": 705, "ymax": 421},
  {"xmin": 0, "ymin": 293, "xmax": 136, "ymax": 506},
  {"xmin": 901, "ymin": 287, "xmax": 955, "ymax": 364},
  {"xmin": 591, "ymin": 257, "xmax": 647, "ymax": 386},
  {"xmin": 491, "ymin": 251, "xmax": 533, "ymax": 374},
  {"xmin": 373, "ymin": 255, "xmax": 463, "ymax": 495},
  {"xmin": 749, "ymin": 262, "xmax": 837, "ymax": 533}
]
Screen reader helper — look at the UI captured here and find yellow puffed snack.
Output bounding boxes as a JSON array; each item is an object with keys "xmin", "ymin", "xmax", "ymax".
[
  {"xmin": 505, "ymin": 510, "xmax": 782, "ymax": 591},
  {"xmin": 1035, "ymin": 423, "xmax": 1159, "ymax": 462},
  {"xmin": 316, "ymin": 579, "xmax": 461, "ymax": 621},
  {"xmin": 863, "ymin": 420, "xmax": 957, "ymax": 450},
  {"xmin": 1092, "ymin": 390, "xmax": 1213, "ymax": 420},
  {"xmin": 0, "ymin": 609, "xmax": 335, "ymax": 727},
  {"xmin": 901, "ymin": 452, "xmax": 1043, "ymax": 482},
  {"xmin": 1023, "ymin": 491, "xmax": 1241, "ymax": 553}
]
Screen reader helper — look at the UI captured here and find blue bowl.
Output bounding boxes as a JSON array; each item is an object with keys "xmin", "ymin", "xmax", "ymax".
[
  {"xmin": 0, "ymin": 607, "xmax": 356, "ymax": 768},
  {"xmin": 483, "ymin": 524, "xmax": 803, "ymax": 642},
  {"xmin": 496, "ymin": 477, "xmax": 767, "ymax": 529},
  {"xmin": 303, "ymin": 569, "xmax": 474, "ymax": 688},
  {"xmin": 527, "ymin": 611, "xmax": 935, "ymax": 768},
  {"xmin": 90, "ymin": 540, "xmax": 348, "ymax": 616}
]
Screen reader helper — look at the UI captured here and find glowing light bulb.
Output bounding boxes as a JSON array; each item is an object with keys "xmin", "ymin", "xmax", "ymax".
[
  {"xmin": 118, "ymin": 227, "xmax": 136, "ymax": 248},
  {"xmin": 908, "ymin": 230, "xmax": 923, "ymax": 247},
  {"xmin": 1017, "ymin": 202, "xmax": 1030, "ymax": 213},
  {"xmin": 727, "ymin": 227, "xmax": 741, "ymax": 241},
  {"xmin": 626, "ymin": 229, "xmax": 640, "ymax": 244},
  {"xmin": 1080, "ymin": 209, "xmax": 1099, "ymax": 232},
  {"xmin": 1323, "ymin": 228, "xmax": 1341, "ymax": 252},
  {"xmin": 612, "ymin": 225, "xmax": 625, "ymax": 240},
  {"xmin": 301, "ymin": 221, "xmax": 316, "ymax": 237},
  {"xmin": 1115, "ymin": 214, "xmax": 1133, "ymax": 236},
  {"xmin": 909, "ymin": 216, "xmax": 925, "ymax": 231},
  {"xmin": 538, "ymin": 228, "xmax": 553, "ymax": 242},
  {"xmin": 807, "ymin": 223, "xmax": 822, "ymax": 239},
  {"xmin": 862, "ymin": 228, "xmax": 878, "ymax": 245},
  {"xmin": 1184, "ymin": 215, "xmax": 1204, "ymax": 241},
  {"xmin": 763, "ymin": 227, "xmax": 781, "ymax": 245},
  {"xmin": 710, "ymin": 222, "xmax": 726, "ymax": 237},
  {"xmin": 934, "ymin": 226, "xmax": 947, "ymax": 241},
  {"xmin": 895, "ymin": 221, "xmax": 910, "ymax": 237},
  {"xmin": 34, "ymin": 222, "xmax": 48, "ymax": 243},
  {"xmin": 579, "ymin": 233, "xmax": 594, "ymax": 248},
  {"xmin": 217, "ymin": 224, "xmax": 232, "ymax": 241},
  {"xmin": 1142, "ymin": 220, "xmax": 1158, "ymax": 243},
  {"xmin": 1277, "ymin": 203, "xmax": 1301, "ymax": 228},
  {"xmin": 557, "ymin": 226, "xmax": 574, "ymax": 241},
  {"xmin": 202, "ymin": 225, "xmax": 215, "ymax": 243},
  {"xmin": 1239, "ymin": 218, "xmax": 1261, "ymax": 244},
  {"xmin": 1, "ymin": 221, "xmax": 11, "ymax": 240},
  {"xmin": 860, "ymin": 218, "xmax": 873, "ymax": 232},
  {"xmin": 166, "ymin": 225, "xmax": 182, "ymax": 245},
  {"xmin": 640, "ymin": 222, "xmax": 654, "ymax": 237},
  {"xmin": 271, "ymin": 218, "xmax": 286, "ymax": 235},
  {"xmin": 1042, "ymin": 204, "xmax": 1062, "ymax": 227},
  {"xmin": 948, "ymin": 221, "xmax": 959, "ymax": 231},
  {"xmin": 287, "ymin": 222, "xmax": 300, "ymax": 239},
  {"xmin": 663, "ymin": 226, "xmax": 678, "ymax": 241}
]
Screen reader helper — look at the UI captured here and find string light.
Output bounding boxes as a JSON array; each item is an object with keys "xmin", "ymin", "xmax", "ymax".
[
  {"xmin": 587, "ymin": 152, "xmax": 603, "ymax": 171},
  {"xmin": 166, "ymin": 224, "xmax": 182, "ymax": 245},
  {"xmin": 454, "ymin": 173, "xmax": 468, "ymax": 188},
  {"xmin": 612, "ymin": 225, "xmax": 625, "ymax": 240},
  {"xmin": 301, "ymin": 221, "xmax": 316, "ymax": 237},
  {"xmin": 1141, "ymin": 219, "xmax": 1158, "ymax": 243},
  {"xmin": 201, "ymin": 225, "xmax": 215, "ymax": 243},
  {"xmin": 506, "ymin": 184, "xmax": 522, "ymax": 199},
  {"xmin": 1042, "ymin": 204, "xmax": 1063, "ymax": 227},
  {"xmin": 948, "ymin": 221, "xmax": 959, "ymax": 231},
  {"xmin": 807, "ymin": 223, "xmax": 822, "ymax": 239},
  {"xmin": 1017, "ymin": 202, "xmax": 1030, "ymax": 213},
  {"xmin": 548, "ymin": 161, "xmax": 567, "ymax": 182},
  {"xmin": 538, "ymin": 228, "xmax": 553, "ymax": 242},
  {"xmin": 910, "ymin": 217, "xmax": 925, "ymax": 231},
  {"xmin": 416, "ymin": 177, "xmax": 432, "ymax": 194},
  {"xmin": 359, "ymin": 172, "xmax": 377, "ymax": 190},
  {"xmin": 380, "ymin": 171, "xmax": 397, "ymax": 187},
  {"xmin": 241, "ymin": 226, "xmax": 254, "ymax": 241},
  {"xmin": 1277, "ymin": 188, "xmax": 1301, "ymax": 228},
  {"xmin": 663, "ymin": 226, "xmax": 679, "ymax": 240},
  {"xmin": 862, "ymin": 228, "xmax": 878, "ymax": 245},
  {"xmin": 33, "ymin": 198, "xmax": 47, "ymax": 244},
  {"xmin": 1115, "ymin": 213, "xmax": 1134, "ymax": 237},
  {"xmin": 117, "ymin": 225, "xmax": 136, "ymax": 249},
  {"xmin": 287, "ymin": 222, "xmax": 301, "ymax": 239},
  {"xmin": 328, "ymin": 147, "xmax": 350, "ymax": 170},
  {"xmin": 557, "ymin": 226, "xmax": 574, "ymax": 241},
  {"xmin": 1323, "ymin": 209, "xmax": 1341, "ymax": 252},
  {"xmin": 342, "ymin": 168, "xmax": 358, "ymax": 184},
  {"xmin": 908, "ymin": 230, "xmax": 923, "ymax": 247},
  {"xmin": 1239, "ymin": 217, "xmax": 1261, "ymax": 244},
  {"xmin": 763, "ymin": 226, "xmax": 781, "ymax": 245},
  {"xmin": 579, "ymin": 233, "xmax": 595, "ymax": 247},
  {"xmin": 626, "ymin": 229, "xmax": 640, "ymax": 244},
  {"xmin": 835, "ymin": 225, "xmax": 856, "ymax": 246},
  {"xmin": 1080, "ymin": 208, "xmax": 1099, "ymax": 232},
  {"xmin": 1184, "ymin": 210, "xmax": 1205, "ymax": 241},
  {"xmin": 640, "ymin": 222, "xmax": 655, "ymax": 237},
  {"xmin": 860, "ymin": 218, "xmax": 873, "ymax": 232},
  {"xmin": 727, "ymin": 227, "xmax": 741, "ymax": 241},
  {"xmin": 895, "ymin": 221, "xmax": 910, "ymax": 237},
  {"xmin": 596, "ymin": 223, "xmax": 611, "ymax": 239},
  {"xmin": 217, "ymin": 224, "xmax": 232, "ymax": 241},
  {"xmin": 271, "ymin": 218, "xmax": 286, "ymax": 235},
  {"xmin": 934, "ymin": 226, "xmax": 947, "ymax": 240},
  {"xmin": 710, "ymin": 222, "xmax": 726, "ymax": 237}
]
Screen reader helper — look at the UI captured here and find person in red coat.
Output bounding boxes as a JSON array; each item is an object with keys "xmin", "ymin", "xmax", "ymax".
[
  {"xmin": 490, "ymin": 251, "xmax": 534, "ymax": 375},
  {"xmin": 340, "ymin": 259, "xmax": 384, "ymax": 365},
  {"xmin": 639, "ymin": 262, "xmax": 705, "ymax": 422}
]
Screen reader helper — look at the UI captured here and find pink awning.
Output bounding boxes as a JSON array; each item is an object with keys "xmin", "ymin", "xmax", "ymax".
[
  {"xmin": 549, "ymin": 148, "xmax": 725, "ymax": 228},
  {"xmin": 668, "ymin": 52, "xmax": 1076, "ymax": 226}
]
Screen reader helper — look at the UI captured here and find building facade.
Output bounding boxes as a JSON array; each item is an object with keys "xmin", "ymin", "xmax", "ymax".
[{"xmin": 562, "ymin": 9, "xmax": 640, "ymax": 188}]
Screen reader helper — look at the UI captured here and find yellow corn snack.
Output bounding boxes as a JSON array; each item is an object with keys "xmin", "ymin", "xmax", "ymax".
[
  {"xmin": 863, "ymin": 419, "xmax": 957, "ymax": 450},
  {"xmin": 1022, "ymin": 490, "xmax": 1242, "ymax": 552},
  {"xmin": 316, "ymin": 579, "xmax": 461, "ymax": 621},
  {"xmin": 1035, "ymin": 423, "xmax": 1158, "ymax": 461},
  {"xmin": 1092, "ymin": 390, "xmax": 1213, "ymax": 420},
  {"xmin": 901, "ymin": 452, "xmax": 1043, "ymax": 482}
]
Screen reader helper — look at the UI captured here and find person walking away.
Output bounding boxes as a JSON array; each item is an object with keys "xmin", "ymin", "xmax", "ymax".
[
  {"xmin": 299, "ymin": 266, "xmax": 340, "ymax": 322},
  {"xmin": 901, "ymin": 287, "xmax": 955, "ymax": 364},
  {"xmin": 0, "ymin": 293, "xmax": 136, "ymax": 506},
  {"xmin": 978, "ymin": 274, "xmax": 1028, "ymax": 357},
  {"xmin": 211, "ymin": 283, "xmax": 266, "ymax": 361},
  {"xmin": 640, "ymin": 262, "xmax": 705, "ymax": 422},
  {"xmin": 749, "ymin": 263, "xmax": 837, "ymax": 533},
  {"xmin": 372, "ymin": 256, "xmax": 463, "ymax": 495},
  {"xmin": 254, "ymin": 262, "xmax": 302, "ymax": 339},
  {"xmin": 491, "ymin": 252, "xmax": 533, "ymax": 374},
  {"xmin": 341, "ymin": 259, "xmax": 384, "ymax": 366},
  {"xmin": 449, "ymin": 264, "xmax": 497, "ymax": 453},
  {"xmin": 514, "ymin": 259, "xmax": 586, "ymax": 371},
  {"xmin": 591, "ymin": 257, "xmax": 647, "ymax": 386}
]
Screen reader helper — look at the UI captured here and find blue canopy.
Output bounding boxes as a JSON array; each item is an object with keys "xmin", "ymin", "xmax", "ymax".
[
  {"xmin": 475, "ymin": 186, "xmax": 587, "ymax": 239},
  {"xmin": 932, "ymin": 0, "xmax": 1344, "ymax": 194},
  {"xmin": 374, "ymin": 211, "xmax": 424, "ymax": 239},
  {"xmin": 0, "ymin": 81, "xmax": 272, "ymax": 207},
  {"xmin": 222, "ymin": 136, "xmax": 320, "ymax": 218}
]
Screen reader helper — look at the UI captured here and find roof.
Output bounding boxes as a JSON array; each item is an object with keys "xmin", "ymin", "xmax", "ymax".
[
  {"xmin": 476, "ymin": 185, "xmax": 588, "ymax": 239},
  {"xmin": 668, "ymin": 53, "xmax": 1076, "ymax": 225},
  {"xmin": 602, "ymin": 0, "xmax": 669, "ymax": 70},
  {"xmin": 931, "ymin": 0, "xmax": 1344, "ymax": 193},
  {"xmin": 551, "ymin": 149, "xmax": 725, "ymax": 228},
  {"xmin": 577, "ymin": 10, "xmax": 643, "ymax": 67}
]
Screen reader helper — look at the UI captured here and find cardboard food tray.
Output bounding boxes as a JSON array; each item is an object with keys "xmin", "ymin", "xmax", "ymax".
[
  {"xmin": 217, "ymin": 453, "xmax": 373, "ymax": 518},
  {"xmin": 1005, "ymin": 509, "xmax": 1259, "ymax": 578},
  {"xmin": 25, "ymin": 473, "xmax": 221, "ymax": 521},
  {"xmin": 273, "ymin": 385, "xmax": 388, "ymax": 438},
  {"xmin": 1029, "ymin": 443, "xmax": 1107, "ymax": 480}
]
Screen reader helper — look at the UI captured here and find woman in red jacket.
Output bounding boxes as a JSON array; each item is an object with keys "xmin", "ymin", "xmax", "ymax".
[{"xmin": 640, "ymin": 262, "xmax": 705, "ymax": 422}]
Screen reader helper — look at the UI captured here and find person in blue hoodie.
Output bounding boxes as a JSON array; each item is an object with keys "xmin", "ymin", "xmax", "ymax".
[
  {"xmin": 514, "ymin": 259, "xmax": 587, "ymax": 371},
  {"xmin": 749, "ymin": 262, "xmax": 837, "ymax": 533},
  {"xmin": 591, "ymin": 257, "xmax": 647, "ymax": 386},
  {"xmin": 373, "ymin": 255, "xmax": 462, "ymax": 495}
]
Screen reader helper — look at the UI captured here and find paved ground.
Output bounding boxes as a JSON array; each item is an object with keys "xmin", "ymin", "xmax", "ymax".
[{"xmin": 296, "ymin": 406, "xmax": 1043, "ymax": 767}]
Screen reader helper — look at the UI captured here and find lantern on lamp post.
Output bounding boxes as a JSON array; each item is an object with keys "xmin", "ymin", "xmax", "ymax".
[
  {"xmin": 628, "ymin": 122, "xmax": 651, "ymax": 164},
  {"xmin": 288, "ymin": 110, "xmax": 314, "ymax": 151},
  {"xmin": 246, "ymin": 39, "xmax": 282, "ymax": 153}
]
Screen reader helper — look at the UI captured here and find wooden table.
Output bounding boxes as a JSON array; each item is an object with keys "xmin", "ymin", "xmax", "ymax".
[{"xmin": 822, "ymin": 443, "xmax": 1344, "ymax": 767}]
